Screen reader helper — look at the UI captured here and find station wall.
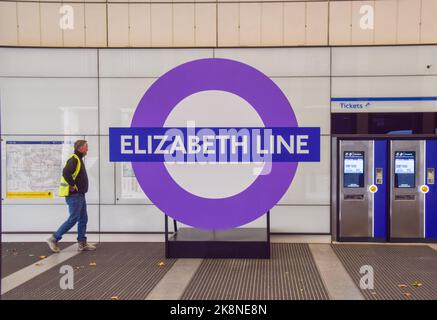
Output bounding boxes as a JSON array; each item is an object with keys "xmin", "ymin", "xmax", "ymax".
[{"xmin": 1, "ymin": 45, "xmax": 436, "ymax": 233}]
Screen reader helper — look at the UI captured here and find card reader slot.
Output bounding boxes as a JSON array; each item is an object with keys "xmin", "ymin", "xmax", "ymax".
[
  {"xmin": 394, "ymin": 195, "xmax": 416, "ymax": 201},
  {"xmin": 344, "ymin": 194, "xmax": 365, "ymax": 200}
]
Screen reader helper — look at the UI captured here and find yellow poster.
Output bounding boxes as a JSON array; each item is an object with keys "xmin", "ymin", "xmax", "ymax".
[{"xmin": 6, "ymin": 191, "xmax": 54, "ymax": 199}]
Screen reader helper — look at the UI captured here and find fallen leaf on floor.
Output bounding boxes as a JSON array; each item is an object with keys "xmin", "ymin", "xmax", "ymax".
[
  {"xmin": 35, "ymin": 262, "xmax": 43, "ymax": 266},
  {"xmin": 38, "ymin": 255, "xmax": 46, "ymax": 259},
  {"xmin": 398, "ymin": 284, "xmax": 408, "ymax": 289},
  {"xmin": 158, "ymin": 262, "xmax": 165, "ymax": 267},
  {"xmin": 111, "ymin": 296, "xmax": 120, "ymax": 300},
  {"xmin": 89, "ymin": 262, "xmax": 97, "ymax": 266},
  {"xmin": 403, "ymin": 292, "xmax": 412, "ymax": 299},
  {"xmin": 412, "ymin": 281, "xmax": 423, "ymax": 288}
]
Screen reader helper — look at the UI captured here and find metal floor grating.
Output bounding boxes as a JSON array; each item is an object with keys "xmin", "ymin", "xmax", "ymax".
[
  {"xmin": 332, "ymin": 244, "xmax": 437, "ymax": 300},
  {"xmin": 2, "ymin": 242, "xmax": 72, "ymax": 278},
  {"xmin": 181, "ymin": 243, "xmax": 329, "ymax": 300},
  {"xmin": 1, "ymin": 243, "xmax": 176, "ymax": 300}
]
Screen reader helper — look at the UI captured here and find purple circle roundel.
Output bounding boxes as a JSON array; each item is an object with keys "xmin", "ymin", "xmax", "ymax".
[{"xmin": 131, "ymin": 58, "xmax": 298, "ymax": 230}]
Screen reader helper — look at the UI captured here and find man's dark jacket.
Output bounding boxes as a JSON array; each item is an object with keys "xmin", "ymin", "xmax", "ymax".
[{"xmin": 62, "ymin": 150, "xmax": 88, "ymax": 194}]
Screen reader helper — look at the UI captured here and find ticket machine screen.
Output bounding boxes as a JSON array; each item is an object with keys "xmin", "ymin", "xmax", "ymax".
[
  {"xmin": 394, "ymin": 151, "xmax": 416, "ymax": 188},
  {"xmin": 344, "ymin": 151, "xmax": 365, "ymax": 188}
]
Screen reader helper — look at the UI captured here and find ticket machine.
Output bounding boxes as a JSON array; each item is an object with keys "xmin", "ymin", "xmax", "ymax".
[
  {"xmin": 337, "ymin": 139, "xmax": 437, "ymax": 242},
  {"xmin": 337, "ymin": 139, "xmax": 388, "ymax": 241},
  {"xmin": 338, "ymin": 140, "xmax": 374, "ymax": 238},
  {"xmin": 333, "ymin": 111, "xmax": 437, "ymax": 243},
  {"xmin": 390, "ymin": 140, "xmax": 426, "ymax": 240}
]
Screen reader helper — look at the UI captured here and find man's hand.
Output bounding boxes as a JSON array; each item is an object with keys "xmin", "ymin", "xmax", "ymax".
[{"xmin": 69, "ymin": 186, "xmax": 77, "ymax": 192}]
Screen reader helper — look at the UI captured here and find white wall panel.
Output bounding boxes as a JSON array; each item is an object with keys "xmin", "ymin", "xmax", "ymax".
[
  {"xmin": 332, "ymin": 76, "xmax": 437, "ymax": 98},
  {"xmin": 0, "ymin": 78, "xmax": 98, "ymax": 135},
  {"xmin": 99, "ymin": 204, "xmax": 330, "ymax": 233},
  {"xmin": 100, "ymin": 205, "xmax": 164, "ymax": 232},
  {"xmin": 270, "ymin": 205, "xmax": 330, "ymax": 233},
  {"xmin": 273, "ymin": 77, "xmax": 330, "ymax": 134},
  {"xmin": 99, "ymin": 78, "xmax": 156, "ymax": 134},
  {"xmin": 1, "ymin": 204, "xmax": 331, "ymax": 234},
  {"xmin": 83, "ymin": 135, "xmax": 100, "ymax": 204},
  {"xmin": 0, "ymin": 48, "xmax": 97, "ymax": 77},
  {"xmin": 278, "ymin": 136, "xmax": 330, "ymax": 205},
  {"xmin": 99, "ymin": 136, "xmax": 115, "ymax": 205},
  {"xmin": 215, "ymin": 48, "xmax": 330, "ymax": 77},
  {"xmin": 332, "ymin": 46, "xmax": 437, "ymax": 76},
  {"xmin": 98, "ymin": 49, "xmax": 213, "ymax": 77},
  {"xmin": 2, "ymin": 204, "xmax": 99, "ymax": 232}
]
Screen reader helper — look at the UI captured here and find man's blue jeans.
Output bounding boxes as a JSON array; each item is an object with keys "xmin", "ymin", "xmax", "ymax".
[{"xmin": 54, "ymin": 193, "xmax": 88, "ymax": 242}]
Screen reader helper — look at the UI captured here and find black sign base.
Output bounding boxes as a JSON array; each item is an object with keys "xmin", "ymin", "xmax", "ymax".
[{"xmin": 164, "ymin": 212, "xmax": 270, "ymax": 259}]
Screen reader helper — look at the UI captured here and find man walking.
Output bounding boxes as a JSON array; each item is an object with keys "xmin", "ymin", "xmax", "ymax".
[{"xmin": 47, "ymin": 140, "xmax": 96, "ymax": 252}]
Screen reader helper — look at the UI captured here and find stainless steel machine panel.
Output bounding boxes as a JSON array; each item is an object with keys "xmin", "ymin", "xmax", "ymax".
[
  {"xmin": 390, "ymin": 140, "xmax": 425, "ymax": 239},
  {"xmin": 339, "ymin": 140, "xmax": 374, "ymax": 238}
]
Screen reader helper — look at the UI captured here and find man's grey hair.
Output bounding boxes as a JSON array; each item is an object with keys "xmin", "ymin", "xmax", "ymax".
[{"xmin": 74, "ymin": 140, "xmax": 88, "ymax": 152}]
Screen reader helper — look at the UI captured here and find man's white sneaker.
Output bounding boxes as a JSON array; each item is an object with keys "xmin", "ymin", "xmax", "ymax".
[
  {"xmin": 78, "ymin": 242, "xmax": 96, "ymax": 251},
  {"xmin": 46, "ymin": 236, "xmax": 61, "ymax": 253}
]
